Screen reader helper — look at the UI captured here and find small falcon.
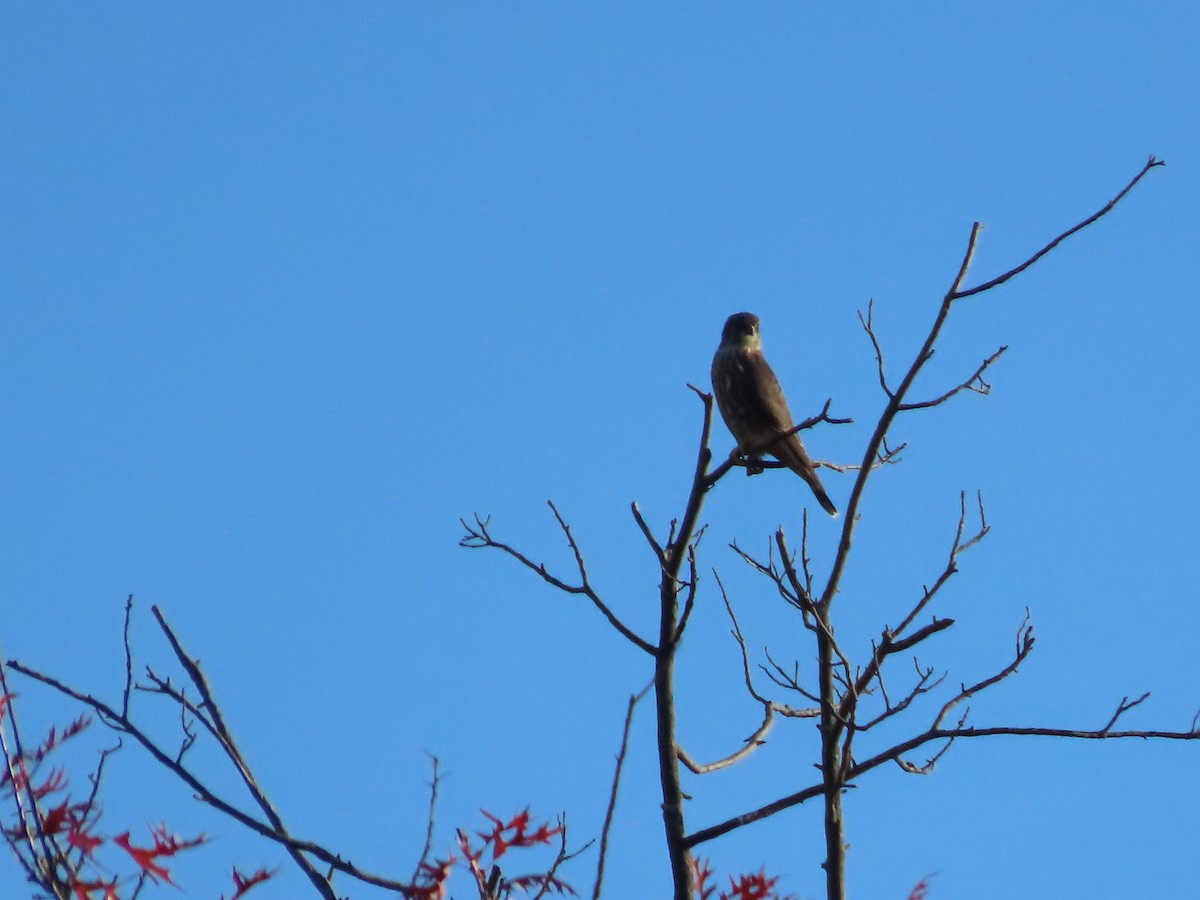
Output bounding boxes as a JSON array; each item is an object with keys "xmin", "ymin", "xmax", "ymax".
[{"xmin": 711, "ymin": 312, "xmax": 838, "ymax": 517}]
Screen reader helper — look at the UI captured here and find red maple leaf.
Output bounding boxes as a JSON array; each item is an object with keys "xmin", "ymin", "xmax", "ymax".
[
  {"xmin": 40, "ymin": 799, "xmax": 73, "ymax": 835},
  {"xmin": 477, "ymin": 808, "xmax": 562, "ymax": 860},
  {"xmin": 907, "ymin": 876, "xmax": 933, "ymax": 900},
  {"xmin": 693, "ymin": 857, "xmax": 718, "ymax": 900},
  {"xmin": 67, "ymin": 817, "xmax": 104, "ymax": 857},
  {"xmin": 221, "ymin": 865, "xmax": 276, "ymax": 900},
  {"xmin": 114, "ymin": 824, "xmax": 205, "ymax": 884},
  {"xmin": 31, "ymin": 767, "xmax": 68, "ymax": 799},
  {"xmin": 507, "ymin": 872, "xmax": 578, "ymax": 896},
  {"xmin": 407, "ymin": 856, "xmax": 455, "ymax": 900},
  {"xmin": 69, "ymin": 877, "xmax": 120, "ymax": 900}
]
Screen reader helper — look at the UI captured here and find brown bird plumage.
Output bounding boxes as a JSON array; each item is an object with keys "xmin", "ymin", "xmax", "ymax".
[{"xmin": 711, "ymin": 312, "xmax": 838, "ymax": 516}]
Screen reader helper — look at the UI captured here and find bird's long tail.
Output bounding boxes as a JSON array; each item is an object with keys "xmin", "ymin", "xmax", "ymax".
[
  {"xmin": 804, "ymin": 473, "xmax": 839, "ymax": 518},
  {"xmin": 767, "ymin": 435, "xmax": 839, "ymax": 517}
]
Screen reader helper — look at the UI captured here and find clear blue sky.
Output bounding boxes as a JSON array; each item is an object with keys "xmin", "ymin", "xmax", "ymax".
[{"xmin": 3, "ymin": 4, "xmax": 1198, "ymax": 898}]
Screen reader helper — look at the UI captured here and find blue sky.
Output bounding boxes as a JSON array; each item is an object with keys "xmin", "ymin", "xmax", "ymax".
[{"xmin": 2, "ymin": 4, "xmax": 1198, "ymax": 898}]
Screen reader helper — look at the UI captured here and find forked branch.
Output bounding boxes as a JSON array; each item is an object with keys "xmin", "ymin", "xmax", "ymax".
[
  {"xmin": 460, "ymin": 507, "xmax": 656, "ymax": 655},
  {"xmin": 826, "ymin": 157, "xmax": 1165, "ymax": 611}
]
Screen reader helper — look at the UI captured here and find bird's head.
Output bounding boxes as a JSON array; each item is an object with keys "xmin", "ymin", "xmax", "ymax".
[{"xmin": 720, "ymin": 312, "xmax": 762, "ymax": 350}]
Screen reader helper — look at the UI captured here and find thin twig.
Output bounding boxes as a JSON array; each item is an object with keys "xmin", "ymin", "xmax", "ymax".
[
  {"xmin": 858, "ymin": 299, "xmax": 894, "ymax": 398},
  {"xmin": 898, "ymin": 346, "xmax": 1007, "ymax": 411},
  {"xmin": 121, "ymin": 595, "xmax": 135, "ymax": 719},
  {"xmin": 593, "ymin": 684, "xmax": 651, "ymax": 900},
  {"xmin": 685, "ymin": 697, "xmax": 1200, "ymax": 848},
  {"xmin": 6, "ymin": 659, "xmax": 411, "ymax": 896},
  {"xmin": 821, "ymin": 157, "xmax": 1163, "ymax": 615},
  {"xmin": 631, "ymin": 502, "xmax": 666, "ymax": 571},
  {"xmin": 932, "ymin": 611, "xmax": 1035, "ymax": 730},
  {"xmin": 411, "ymin": 753, "xmax": 442, "ymax": 885},
  {"xmin": 953, "ymin": 156, "xmax": 1165, "ymax": 299},
  {"xmin": 0, "ymin": 653, "xmax": 75, "ymax": 893},
  {"xmin": 460, "ymin": 509, "xmax": 656, "ymax": 655},
  {"xmin": 149, "ymin": 606, "xmax": 336, "ymax": 898}
]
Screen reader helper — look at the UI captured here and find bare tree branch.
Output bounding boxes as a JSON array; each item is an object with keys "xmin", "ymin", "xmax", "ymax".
[
  {"xmin": 411, "ymin": 753, "xmax": 442, "ymax": 885},
  {"xmin": 631, "ymin": 501, "xmax": 666, "ymax": 571},
  {"xmin": 685, "ymin": 693, "xmax": 1200, "ymax": 849},
  {"xmin": 529, "ymin": 815, "xmax": 589, "ymax": 900},
  {"xmin": 148, "ymin": 605, "xmax": 335, "ymax": 897},
  {"xmin": 898, "ymin": 346, "xmax": 1007, "ymax": 411},
  {"xmin": 893, "ymin": 490, "xmax": 988, "ymax": 638},
  {"xmin": 593, "ymin": 684, "xmax": 651, "ymax": 900},
  {"xmin": 672, "ymin": 544, "xmax": 701, "ymax": 645},
  {"xmin": 5, "ymin": 657, "xmax": 414, "ymax": 897},
  {"xmin": 953, "ymin": 155, "xmax": 1165, "ymax": 299},
  {"xmin": 460, "ymin": 508, "xmax": 656, "ymax": 655},
  {"xmin": 932, "ymin": 611, "xmax": 1035, "ymax": 730},
  {"xmin": 857, "ymin": 299, "xmax": 894, "ymax": 399},
  {"xmin": 121, "ymin": 594, "xmax": 135, "ymax": 719},
  {"xmin": 858, "ymin": 660, "xmax": 947, "ymax": 733},
  {"xmin": 677, "ymin": 709, "xmax": 773, "ymax": 775},
  {"xmin": 0, "ymin": 657, "xmax": 77, "ymax": 898},
  {"xmin": 760, "ymin": 647, "xmax": 821, "ymax": 708},
  {"xmin": 821, "ymin": 158, "xmax": 1164, "ymax": 616},
  {"xmin": 814, "ymin": 438, "xmax": 906, "ymax": 474}
]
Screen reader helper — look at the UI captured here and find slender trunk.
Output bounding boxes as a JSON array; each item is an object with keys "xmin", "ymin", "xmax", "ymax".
[
  {"xmin": 816, "ymin": 607, "xmax": 846, "ymax": 900},
  {"xmin": 653, "ymin": 397, "xmax": 717, "ymax": 899},
  {"xmin": 656, "ymin": 578, "xmax": 693, "ymax": 899}
]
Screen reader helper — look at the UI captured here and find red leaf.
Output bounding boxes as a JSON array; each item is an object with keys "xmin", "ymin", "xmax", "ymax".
[
  {"xmin": 222, "ymin": 865, "xmax": 276, "ymax": 900},
  {"xmin": 67, "ymin": 820, "xmax": 105, "ymax": 857},
  {"xmin": 41, "ymin": 799, "xmax": 72, "ymax": 835},
  {"xmin": 692, "ymin": 858, "xmax": 717, "ymax": 900},
  {"xmin": 30, "ymin": 715, "xmax": 92, "ymax": 765},
  {"xmin": 507, "ymin": 872, "xmax": 579, "ymax": 896},
  {"xmin": 477, "ymin": 807, "xmax": 562, "ymax": 860},
  {"xmin": 70, "ymin": 878, "xmax": 119, "ymax": 900},
  {"xmin": 31, "ymin": 767, "xmax": 68, "ymax": 799},
  {"xmin": 114, "ymin": 824, "xmax": 205, "ymax": 884},
  {"xmin": 907, "ymin": 876, "xmax": 932, "ymax": 900}
]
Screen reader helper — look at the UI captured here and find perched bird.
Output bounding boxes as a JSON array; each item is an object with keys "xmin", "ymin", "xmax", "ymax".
[{"xmin": 711, "ymin": 312, "xmax": 838, "ymax": 517}]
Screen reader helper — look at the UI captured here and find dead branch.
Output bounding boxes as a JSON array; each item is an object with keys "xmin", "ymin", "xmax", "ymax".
[
  {"xmin": 150, "ymin": 605, "xmax": 334, "ymax": 896},
  {"xmin": 460, "ymin": 507, "xmax": 656, "ymax": 655},
  {"xmin": 761, "ymin": 647, "xmax": 821, "ymax": 707},
  {"xmin": 897, "ymin": 346, "xmax": 1007, "ymax": 411},
  {"xmin": 593, "ymin": 684, "xmax": 651, "ymax": 900},
  {"xmin": 953, "ymin": 156, "xmax": 1165, "ymax": 299},
  {"xmin": 857, "ymin": 659, "xmax": 947, "ymax": 733},
  {"xmin": 822, "ymin": 158, "xmax": 1164, "ymax": 613},
  {"xmin": 857, "ymin": 299, "xmax": 893, "ymax": 398},
  {"xmin": 411, "ymin": 754, "xmax": 442, "ymax": 886},
  {"xmin": 716, "ymin": 572, "xmax": 780, "ymax": 708},
  {"xmin": 774, "ymin": 528, "xmax": 816, "ymax": 614},
  {"xmin": 932, "ymin": 611, "xmax": 1035, "ymax": 730},
  {"xmin": 121, "ymin": 594, "xmax": 135, "ymax": 719},
  {"xmin": 893, "ymin": 490, "xmax": 988, "ymax": 637},
  {"xmin": 631, "ymin": 501, "xmax": 667, "ymax": 571},
  {"xmin": 5, "ymin": 652, "xmax": 412, "ymax": 898},
  {"xmin": 677, "ymin": 710, "xmax": 773, "ymax": 774},
  {"xmin": 730, "ymin": 540, "xmax": 811, "ymax": 621},
  {"xmin": 0, "ymin": 658, "xmax": 78, "ymax": 898},
  {"xmin": 685, "ymin": 692, "xmax": 1200, "ymax": 850},
  {"xmin": 530, "ymin": 815, "xmax": 589, "ymax": 900},
  {"xmin": 672, "ymin": 544, "xmax": 701, "ymax": 646},
  {"xmin": 816, "ymin": 437, "xmax": 907, "ymax": 475}
]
